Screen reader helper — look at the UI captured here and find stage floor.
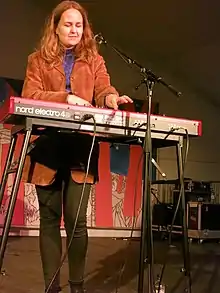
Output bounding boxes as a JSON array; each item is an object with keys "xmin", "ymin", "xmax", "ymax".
[{"xmin": 1, "ymin": 235, "xmax": 220, "ymax": 293}]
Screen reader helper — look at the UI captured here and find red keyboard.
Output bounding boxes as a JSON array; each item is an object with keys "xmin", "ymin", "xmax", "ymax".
[{"xmin": 0, "ymin": 96, "xmax": 202, "ymax": 140}]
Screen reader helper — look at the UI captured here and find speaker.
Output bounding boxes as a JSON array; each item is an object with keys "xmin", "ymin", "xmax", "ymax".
[
  {"xmin": 152, "ymin": 203, "xmax": 181, "ymax": 227},
  {"xmin": 188, "ymin": 202, "xmax": 220, "ymax": 230}
]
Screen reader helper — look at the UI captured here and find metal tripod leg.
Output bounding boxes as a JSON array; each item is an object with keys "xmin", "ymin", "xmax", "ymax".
[
  {"xmin": 176, "ymin": 136, "xmax": 192, "ymax": 293},
  {"xmin": 0, "ymin": 134, "xmax": 18, "ymax": 207},
  {"xmin": 0, "ymin": 129, "xmax": 32, "ymax": 271}
]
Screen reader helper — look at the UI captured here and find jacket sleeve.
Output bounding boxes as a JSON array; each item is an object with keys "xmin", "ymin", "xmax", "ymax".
[
  {"xmin": 93, "ymin": 55, "xmax": 119, "ymax": 107},
  {"xmin": 21, "ymin": 53, "xmax": 69, "ymax": 103}
]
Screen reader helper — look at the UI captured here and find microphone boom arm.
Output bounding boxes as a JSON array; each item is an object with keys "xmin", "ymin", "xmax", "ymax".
[{"xmin": 95, "ymin": 33, "xmax": 181, "ymax": 97}]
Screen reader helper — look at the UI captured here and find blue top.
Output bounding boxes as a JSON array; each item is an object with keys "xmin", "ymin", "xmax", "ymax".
[{"xmin": 63, "ymin": 49, "xmax": 75, "ymax": 93}]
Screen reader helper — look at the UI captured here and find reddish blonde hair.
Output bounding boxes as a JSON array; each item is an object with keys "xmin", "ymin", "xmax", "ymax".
[{"xmin": 38, "ymin": 0, "xmax": 98, "ymax": 64}]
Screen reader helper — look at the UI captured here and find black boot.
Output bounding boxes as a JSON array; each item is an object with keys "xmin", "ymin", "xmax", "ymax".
[
  {"xmin": 44, "ymin": 275, "xmax": 62, "ymax": 293},
  {"xmin": 69, "ymin": 281, "xmax": 86, "ymax": 293}
]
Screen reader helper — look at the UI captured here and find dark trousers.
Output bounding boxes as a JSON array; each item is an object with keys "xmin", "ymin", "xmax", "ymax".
[{"xmin": 36, "ymin": 169, "xmax": 91, "ymax": 290}]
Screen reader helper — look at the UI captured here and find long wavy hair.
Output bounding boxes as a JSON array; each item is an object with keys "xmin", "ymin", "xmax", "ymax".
[{"xmin": 38, "ymin": 1, "xmax": 98, "ymax": 65}]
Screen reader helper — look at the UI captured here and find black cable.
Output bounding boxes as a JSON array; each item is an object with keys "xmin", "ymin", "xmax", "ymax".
[
  {"xmin": 126, "ymin": 123, "xmax": 191, "ymax": 292},
  {"xmin": 114, "ymin": 150, "xmax": 143, "ymax": 293},
  {"xmin": 151, "ymin": 187, "xmax": 163, "ymax": 205},
  {"xmin": 112, "ymin": 126, "xmax": 191, "ymax": 293},
  {"xmin": 114, "ymin": 143, "xmax": 164, "ymax": 292},
  {"xmin": 131, "ymin": 123, "xmax": 147, "ymax": 137},
  {"xmin": 157, "ymin": 128, "xmax": 190, "ymax": 293},
  {"xmin": 107, "ymin": 123, "xmax": 190, "ymax": 292},
  {"xmin": 45, "ymin": 115, "xmax": 97, "ymax": 293}
]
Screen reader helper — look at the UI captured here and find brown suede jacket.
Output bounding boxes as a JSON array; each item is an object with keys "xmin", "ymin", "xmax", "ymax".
[{"xmin": 21, "ymin": 51, "xmax": 118, "ymax": 186}]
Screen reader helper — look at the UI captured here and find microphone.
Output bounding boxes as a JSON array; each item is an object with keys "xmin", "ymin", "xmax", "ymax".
[
  {"xmin": 94, "ymin": 33, "xmax": 107, "ymax": 45},
  {"xmin": 151, "ymin": 158, "xmax": 167, "ymax": 179}
]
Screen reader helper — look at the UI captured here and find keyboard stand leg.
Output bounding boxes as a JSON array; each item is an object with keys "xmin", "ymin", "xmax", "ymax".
[
  {"xmin": 0, "ymin": 129, "xmax": 32, "ymax": 271},
  {"xmin": 176, "ymin": 137, "xmax": 192, "ymax": 293},
  {"xmin": 0, "ymin": 134, "xmax": 18, "ymax": 207}
]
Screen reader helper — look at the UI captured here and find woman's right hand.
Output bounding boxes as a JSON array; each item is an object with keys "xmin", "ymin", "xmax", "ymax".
[{"xmin": 67, "ymin": 94, "xmax": 92, "ymax": 107}]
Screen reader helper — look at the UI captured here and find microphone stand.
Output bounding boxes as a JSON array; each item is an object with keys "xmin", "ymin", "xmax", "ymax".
[{"xmin": 95, "ymin": 34, "xmax": 189, "ymax": 293}]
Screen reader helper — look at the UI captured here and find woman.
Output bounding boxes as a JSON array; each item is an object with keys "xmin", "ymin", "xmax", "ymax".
[{"xmin": 21, "ymin": 1, "xmax": 132, "ymax": 292}]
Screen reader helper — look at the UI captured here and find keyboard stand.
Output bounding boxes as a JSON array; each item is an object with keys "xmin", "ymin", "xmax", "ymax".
[
  {"xmin": 0, "ymin": 117, "xmax": 191, "ymax": 292},
  {"xmin": 0, "ymin": 116, "xmax": 83, "ymax": 271},
  {"xmin": 0, "ymin": 118, "xmax": 33, "ymax": 270}
]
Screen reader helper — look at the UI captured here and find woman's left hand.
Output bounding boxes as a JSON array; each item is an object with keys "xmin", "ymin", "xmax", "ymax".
[{"xmin": 105, "ymin": 94, "xmax": 133, "ymax": 110}]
